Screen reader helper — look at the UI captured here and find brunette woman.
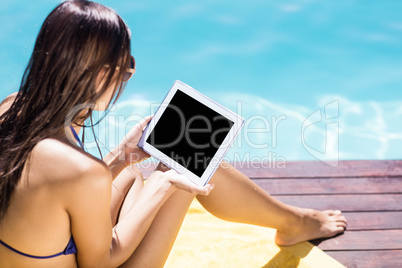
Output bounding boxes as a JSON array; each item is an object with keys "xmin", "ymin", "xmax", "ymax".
[{"xmin": 0, "ymin": 1, "xmax": 346, "ymax": 267}]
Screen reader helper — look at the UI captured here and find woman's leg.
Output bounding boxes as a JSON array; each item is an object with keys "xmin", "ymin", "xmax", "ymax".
[
  {"xmin": 196, "ymin": 161, "xmax": 347, "ymax": 246},
  {"xmin": 119, "ymin": 188, "xmax": 195, "ymax": 267},
  {"xmin": 117, "ymin": 164, "xmax": 196, "ymax": 268},
  {"xmin": 110, "ymin": 165, "xmax": 143, "ymax": 226},
  {"xmin": 115, "ymin": 161, "xmax": 346, "ymax": 267}
]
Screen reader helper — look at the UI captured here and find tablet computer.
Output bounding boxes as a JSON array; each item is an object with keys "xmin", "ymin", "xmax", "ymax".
[{"xmin": 138, "ymin": 80, "xmax": 244, "ymax": 186}]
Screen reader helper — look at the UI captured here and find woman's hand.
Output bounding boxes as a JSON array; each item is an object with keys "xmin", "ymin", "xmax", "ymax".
[
  {"xmin": 119, "ymin": 115, "xmax": 153, "ymax": 165},
  {"xmin": 148, "ymin": 166, "xmax": 214, "ymax": 196},
  {"xmin": 103, "ymin": 116, "xmax": 152, "ymax": 178}
]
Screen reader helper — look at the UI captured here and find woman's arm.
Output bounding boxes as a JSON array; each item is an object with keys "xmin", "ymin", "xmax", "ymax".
[{"xmin": 66, "ymin": 159, "xmax": 213, "ymax": 268}]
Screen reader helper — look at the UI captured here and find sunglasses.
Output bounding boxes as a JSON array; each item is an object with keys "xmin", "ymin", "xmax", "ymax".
[{"xmin": 123, "ymin": 55, "xmax": 136, "ymax": 81}]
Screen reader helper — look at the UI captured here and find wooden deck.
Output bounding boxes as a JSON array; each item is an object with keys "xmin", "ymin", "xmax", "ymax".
[{"xmin": 236, "ymin": 160, "xmax": 402, "ymax": 268}]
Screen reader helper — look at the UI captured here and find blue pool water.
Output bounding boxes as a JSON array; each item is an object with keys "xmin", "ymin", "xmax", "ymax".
[{"xmin": 1, "ymin": 0, "xmax": 402, "ymax": 165}]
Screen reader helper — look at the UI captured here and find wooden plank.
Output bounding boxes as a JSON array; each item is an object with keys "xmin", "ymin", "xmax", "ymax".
[
  {"xmin": 274, "ymin": 194, "xmax": 402, "ymax": 212},
  {"xmin": 251, "ymin": 177, "xmax": 402, "ymax": 195},
  {"xmin": 137, "ymin": 160, "xmax": 402, "ymax": 179},
  {"xmin": 230, "ymin": 160, "xmax": 402, "ymax": 178},
  {"xmin": 325, "ymin": 250, "xmax": 402, "ymax": 268},
  {"xmin": 315, "ymin": 230, "xmax": 402, "ymax": 250},
  {"xmin": 137, "ymin": 160, "xmax": 402, "ymax": 267},
  {"xmin": 342, "ymin": 211, "xmax": 402, "ymax": 230}
]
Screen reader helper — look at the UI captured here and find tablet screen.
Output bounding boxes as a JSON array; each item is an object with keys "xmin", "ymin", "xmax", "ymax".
[{"xmin": 146, "ymin": 89, "xmax": 234, "ymax": 177}]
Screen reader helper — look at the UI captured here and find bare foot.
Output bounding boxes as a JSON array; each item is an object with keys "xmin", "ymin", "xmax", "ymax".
[{"xmin": 275, "ymin": 208, "xmax": 347, "ymax": 246}]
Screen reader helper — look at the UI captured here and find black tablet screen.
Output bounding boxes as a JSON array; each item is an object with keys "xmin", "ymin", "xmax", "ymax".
[{"xmin": 146, "ymin": 89, "xmax": 234, "ymax": 177}]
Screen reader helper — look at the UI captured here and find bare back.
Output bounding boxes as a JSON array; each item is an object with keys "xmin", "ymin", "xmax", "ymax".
[{"xmin": 0, "ymin": 94, "xmax": 109, "ymax": 267}]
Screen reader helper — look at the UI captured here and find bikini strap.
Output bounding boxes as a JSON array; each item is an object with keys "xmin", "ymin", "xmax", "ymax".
[
  {"xmin": 70, "ymin": 126, "xmax": 84, "ymax": 149},
  {"xmin": 0, "ymin": 239, "xmax": 65, "ymax": 259}
]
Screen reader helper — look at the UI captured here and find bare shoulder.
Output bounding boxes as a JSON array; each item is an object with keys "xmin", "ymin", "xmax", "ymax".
[
  {"xmin": 0, "ymin": 92, "xmax": 18, "ymax": 115},
  {"xmin": 31, "ymin": 137, "xmax": 112, "ymax": 187}
]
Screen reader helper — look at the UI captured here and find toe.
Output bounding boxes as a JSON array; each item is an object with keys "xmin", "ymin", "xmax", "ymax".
[
  {"xmin": 336, "ymin": 221, "xmax": 348, "ymax": 230},
  {"xmin": 336, "ymin": 225, "xmax": 346, "ymax": 233},
  {"xmin": 332, "ymin": 210, "xmax": 342, "ymax": 216},
  {"xmin": 324, "ymin": 210, "xmax": 342, "ymax": 216},
  {"xmin": 336, "ymin": 215, "xmax": 347, "ymax": 223}
]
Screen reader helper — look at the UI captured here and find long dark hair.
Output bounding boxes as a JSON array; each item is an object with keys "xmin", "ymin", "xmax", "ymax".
[{"xmin": 0, "ymin": 0, "xmax": 131, "ymax": 220}]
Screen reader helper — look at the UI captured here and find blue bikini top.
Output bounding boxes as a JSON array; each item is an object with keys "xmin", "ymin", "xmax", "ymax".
[
  {"xmin": 0, "ymin": 236, "xmax": 76, "ymax": 259},
  {"xmin": 0, "ymin": 127, "xmax": 83, "ymax": 259}
]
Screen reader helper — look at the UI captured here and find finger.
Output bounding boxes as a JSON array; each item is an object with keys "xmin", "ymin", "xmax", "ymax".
[
  {"xmin": 124, "ymin": 115, "xmax": 154, "ymax": 143},
  {"xmin": 195, "ymin": 183, "xmax": 214, "ymax": 196},
  {"xmin": 176, "ymin": 176, "xmax": 214, "ymax": 195},
  {"xmin": 136, "ymin": 115, "xmax": 153, "ymax": 131},
  {"xmin": 182, "ymin": 183, "xmax": 210, "ymax": 195}
]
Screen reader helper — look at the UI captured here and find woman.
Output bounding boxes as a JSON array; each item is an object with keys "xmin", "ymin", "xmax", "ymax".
[{"xmin": 0, "ymin": 1, "xmax": 347, "ymax": 267}]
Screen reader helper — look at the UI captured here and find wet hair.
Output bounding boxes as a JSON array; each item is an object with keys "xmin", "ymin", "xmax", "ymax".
[{"xmin": 0, "ymin": 0, "xmax": 131, "ymax": 219}]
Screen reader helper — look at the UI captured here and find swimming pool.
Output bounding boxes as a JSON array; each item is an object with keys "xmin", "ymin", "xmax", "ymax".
[{"xmin": 1, "ymin": 0, "xmax": 402, "ymax": 165}]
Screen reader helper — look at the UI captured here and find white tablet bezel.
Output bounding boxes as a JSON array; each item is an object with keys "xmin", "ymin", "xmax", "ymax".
[{"xmin": 138, "ymin": 80, "xmax": 244, "ymax": 186}]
